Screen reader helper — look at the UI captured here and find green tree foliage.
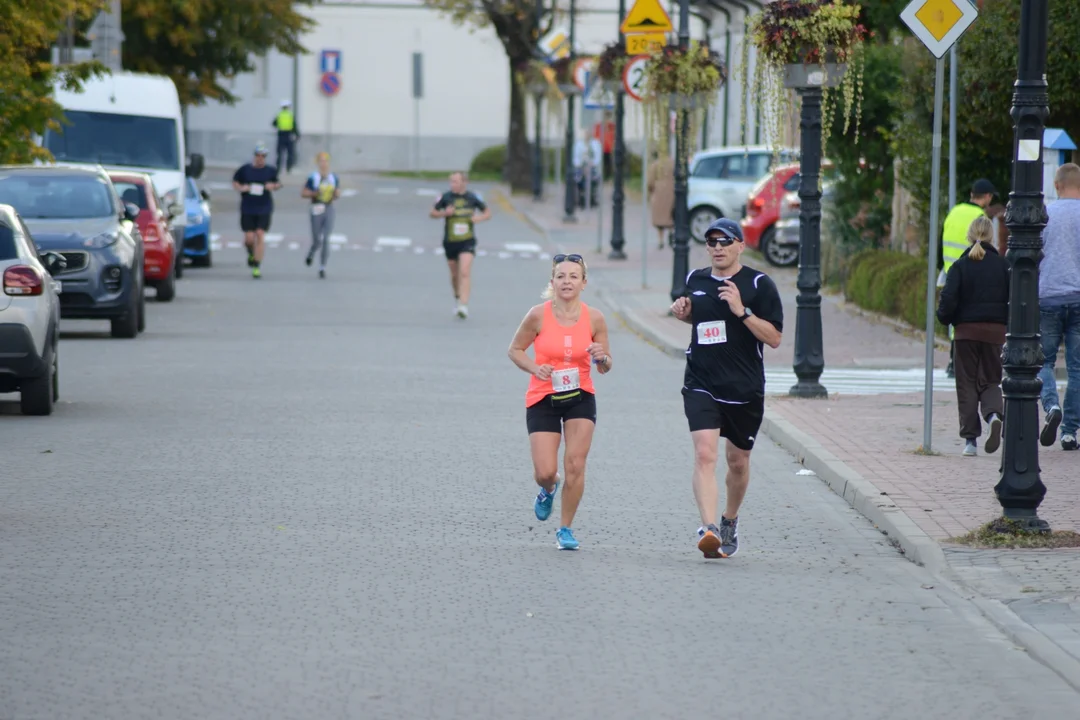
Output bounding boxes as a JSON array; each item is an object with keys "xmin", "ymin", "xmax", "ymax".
[
  {"xmin": 120, "ymin": 0, "xmax": 317, "ymax": 107},
  {"xmin": 895, "ymin": 0, "xmax": 1080, "ymax": 245},
  {"xmin": 425, "ymin": 0, "xmax": 557, "ymax": 192},
  {"xmin": 0, "ymin": 1, "xmax": 107, "ymax": 164},
  {"xmin": 824, "ymin": 39, "xmax": 902, "ymax": 255}
]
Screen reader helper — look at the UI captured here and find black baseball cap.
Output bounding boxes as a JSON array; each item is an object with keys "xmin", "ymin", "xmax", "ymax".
[
  {"xmin": 971, "ymin": 178, "xmax": 997, "ymax": 196},
  {"xmin": 705, "ymin": 217, "xmax": 744, "ymax": 242}
]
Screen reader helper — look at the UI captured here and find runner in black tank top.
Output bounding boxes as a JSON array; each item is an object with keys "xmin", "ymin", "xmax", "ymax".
[
  {"xmin": 670, "ymin": 218, "xmax": 784, "ymax": 559},
  {"xmin": 429, "ymin": 171, "xmax": 490, "ymax": 319}
]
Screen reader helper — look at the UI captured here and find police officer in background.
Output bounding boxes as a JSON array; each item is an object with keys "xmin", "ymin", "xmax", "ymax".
[
  {"xmin": 273, "ymin": 100, "xmax": 299, "ymax": 174},
  {"xmin": 939, "ymin": 178, "xmax": 997, "ymax": 377}
]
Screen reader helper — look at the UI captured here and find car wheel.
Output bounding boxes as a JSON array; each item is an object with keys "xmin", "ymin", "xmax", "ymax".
[
  {"xmin": 20, "ymin": 344, "xmax": 54, "ymax": 416},
  {"xmin": 192, "ymin": 245, "xmax": 212, "ymax": 268},
  {"xmin": 52, "ymin": 346, "xmax": 59, "ymax": 403},
  {"xmin": 761, "ymin": 226, "xmax": 800, "ymax": 268},
  {"xmin": 689, "ymin": 206, "xmax": 721, "ymax": 244},
  {"xmin": 157, "ymin": 268, "xmax": 176, "ymax": 302},
  {"xmin": 137, "ymin": 281, "xmax": 146, "ymax": 332},
  {"xmin": 110, "ymin": 285, "xmax": 139, "ymax": 339}
]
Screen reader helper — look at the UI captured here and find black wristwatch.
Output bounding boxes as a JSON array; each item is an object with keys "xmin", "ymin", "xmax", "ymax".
[{"xmin": 741, "ymin": 307, "xmax": 753, "ymax": 321}]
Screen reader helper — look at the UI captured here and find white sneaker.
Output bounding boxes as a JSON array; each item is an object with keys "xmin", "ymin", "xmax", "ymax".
[{"xmin": 456, "ymin": 304, "xmax": 468, "ymax": 319}]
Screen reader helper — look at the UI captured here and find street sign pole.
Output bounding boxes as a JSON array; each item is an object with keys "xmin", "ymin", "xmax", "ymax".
[
  {"xmin": 900, "ymin": 0, "xmax": 979, "ymax": 453},
  {"xmin": 642, "ymin": 125, "xmax": 649, "ymax": 288},
  {"xmin": 923, "ymin": 56, "xmax": 945, "ymax": 453},
  {"xmin": 948, "ymin": 44, "xmax": 957, "ymax": 210},
  {"xmin": 413, "ymin": 52, "xmax": 423, "ymax": 174}
]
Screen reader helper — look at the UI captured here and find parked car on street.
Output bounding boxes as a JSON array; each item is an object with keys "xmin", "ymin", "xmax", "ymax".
[
  {"xmin": 183, "ymin": 176, "xmax": 213, "ymax": 267},
  {"xmin": 687, "ymin": 145, "xmax": 798, "ymax": 243},
  {"xmin": 110, "ymin": 171, "xmax": 181, "ymax": 301},
  {"xmin": 741, "ymin": 160, "xmax": 835, "ymax": 267},
  {"xmin": 0, "ymin": 165, "xmax": 145, "ymax": 338},
  {"xmin": 772, "ymin": 180, "xmax": 839, "ymax": 268},
  {"xmin": 0, "ymin": 204, "xmax": 65, "ymax": 415}
]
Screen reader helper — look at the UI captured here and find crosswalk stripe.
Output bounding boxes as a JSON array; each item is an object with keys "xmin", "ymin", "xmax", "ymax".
[
  {"xmin": 340, "ymin": 188, "xmax": 359, "ymax": 198},
  {"xmin": 505, "ymin": 242, "xmax": 542, "ymax": 253},
  {"xmin": 763, "ymin": 368, "xmax": 955, "ymax": 396},
  {"xmin": 416, "ymin": 189, "xmax": 441, "ymax": 197},
  {"xmin": 329, "ymin": 234, "xmax": 347, "ymax": 244},
  {"xmin": 288, "ymin": 242, "xmax": 299, "ymax": 250},
  {"xmin": 376, "ymin": 237, "xmax": 411, "ymax": 247}
]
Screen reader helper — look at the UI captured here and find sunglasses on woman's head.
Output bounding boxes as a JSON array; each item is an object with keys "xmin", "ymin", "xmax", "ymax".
[
  {"xmin": 705, "ymin": 235, "xmax": 737, "ymax": 248},
  {"xmin": 553, "ymin": 253, "xmax": 585, "ymax": 265}
]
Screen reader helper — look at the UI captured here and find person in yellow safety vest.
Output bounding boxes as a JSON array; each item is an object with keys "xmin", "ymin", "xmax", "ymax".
[
  {"xmin": 939, "ymin": 178, "xmax": 998, "ymax": 377},
  {"xmin": 272, "ymin": 100, "xmax": 299, "ymax": 174}
]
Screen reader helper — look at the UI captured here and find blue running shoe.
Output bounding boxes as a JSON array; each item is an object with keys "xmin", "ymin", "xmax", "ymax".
[
  {"xmin": 534, "ymin": 479, "xmax": 558, "ymax": 521},
  {"xmin": 556, "ymin": 527, "xmax": 579, "ymax": 550}
]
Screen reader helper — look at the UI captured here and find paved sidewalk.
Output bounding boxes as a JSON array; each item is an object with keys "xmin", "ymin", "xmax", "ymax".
[{"xmin": 508, "ymin": 188, "xmax": 1080, "ymax": 693}]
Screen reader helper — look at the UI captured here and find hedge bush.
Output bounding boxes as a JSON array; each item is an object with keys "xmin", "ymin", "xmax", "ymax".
[
  {"xmin": 469, "ymin": 144, "xmax": 643, "ymax": 178},
  {"xmin": 844, "ymin": 250, "xmax": 948, "ymax": 338}
]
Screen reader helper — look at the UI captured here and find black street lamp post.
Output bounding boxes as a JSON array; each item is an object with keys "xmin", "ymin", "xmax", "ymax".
[
  {"xmin": 608, "ymin": 0, "xmax": 628, "ymax": 260},
  {"xmin": 669, "ymin": 0, "xmax": 692, "ymax": 301},
  {"xmin": 996, "ymin": 0, "xmax": 1050, "ymax": 530},
  {"xmin": 787, "ymin": 71, "xmax": 829, "ymax": 399},
  {"xmin": 532, "ymin": 0, "xmax": 545, "ymax": 201},
  {"xmin": 562, "ymin": 0, "xmax": 579, "ymax": 223}
]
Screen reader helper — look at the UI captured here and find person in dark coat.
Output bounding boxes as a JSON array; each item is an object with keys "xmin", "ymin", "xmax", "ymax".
[{"xmin": 936, "ymin": 215, "xmax": 1011, "ymax": 457}]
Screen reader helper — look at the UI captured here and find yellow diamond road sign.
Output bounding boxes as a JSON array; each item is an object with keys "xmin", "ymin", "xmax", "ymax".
[{"xmin": 900, "ymin": 0, "xmax": 978, "ymax": 59}]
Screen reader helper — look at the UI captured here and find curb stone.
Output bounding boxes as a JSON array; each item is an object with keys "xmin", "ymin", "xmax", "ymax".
[{"xmin": 599, "ymin": 283, "xmax": 1080, "ymax": 692}]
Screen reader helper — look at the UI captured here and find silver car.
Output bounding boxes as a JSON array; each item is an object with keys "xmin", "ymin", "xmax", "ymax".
[{"xmin": 0, "ymin": 204, "xmax": 65, "ymax": 415}]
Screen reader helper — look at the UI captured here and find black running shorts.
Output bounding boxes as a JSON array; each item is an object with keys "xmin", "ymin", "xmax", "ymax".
[
  {"xmin": 443, "ymin": 239, "xmax": 476, "ymax": 261},
  {"xmin": 241, "ymin": 213, "xmax": 272, "ymax": 232},
  {"xmin": 526, "ymin": 391, "xmax": 597, "ymax": 434},
  {"xmin": 682, "ymin": 388, "xmax": 764, "ymax": 451}
]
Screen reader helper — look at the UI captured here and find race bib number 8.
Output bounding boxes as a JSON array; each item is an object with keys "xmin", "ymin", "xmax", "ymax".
[
  {"xmin": 551, "ymin": 366, "xmax": 580, "ymax": 393},
  {"xmin": 696, "ymin": 320, "xmax": 727, "ymax": 345}
]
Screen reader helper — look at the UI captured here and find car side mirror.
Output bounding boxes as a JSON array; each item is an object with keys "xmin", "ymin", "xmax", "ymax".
[
  {"xmin": 123, "ymin": 203, "xmax": 140, "ymax": 222},
  {"xmin": 185, "ymin": 153, "xmax": 205, "ymax": 179},
  {"xmin": 168, "ymin": 202, "xmax": 184, "ymax": 219},
  {"xmin": 200, "ymin": 188, "xmax": 210, "ymax": 201},
  {"xmin": 42, "ymin": 251, "xmax": 67, "ymax": 275}
]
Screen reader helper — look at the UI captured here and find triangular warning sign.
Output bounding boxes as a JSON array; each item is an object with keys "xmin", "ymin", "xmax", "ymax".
[{"xmin": 620, "ymin": 0, "xmax": 673, "ymax": 34}]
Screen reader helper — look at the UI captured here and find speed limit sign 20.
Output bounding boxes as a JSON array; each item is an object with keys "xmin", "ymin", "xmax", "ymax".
[{"xmin": 622, "ymin": 54, "xmax": 649, "ymax": 102}]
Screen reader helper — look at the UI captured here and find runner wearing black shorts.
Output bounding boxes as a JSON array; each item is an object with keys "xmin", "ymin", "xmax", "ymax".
[
  {"xmin": 671, "ymin": 218, "xmax": 784, "ymax": 559},
  {"xmin": 430, "ymin": 172, "xmax": 490, "ymax": 319},
  {"xmin": 232, "ymin": 142, "xmax": 282, "ymax": 279}
]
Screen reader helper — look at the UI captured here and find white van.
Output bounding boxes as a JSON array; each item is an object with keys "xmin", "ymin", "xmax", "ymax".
[{"xmin": 42, "ymin": 71, "xmax": 205, "ymax": 250}]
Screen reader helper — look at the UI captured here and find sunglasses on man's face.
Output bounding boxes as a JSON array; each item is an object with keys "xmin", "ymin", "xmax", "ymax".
[
  {"xmin": 705, "ymin": 235, "xmax": 738, "ymax": 248},
  {"xmin": 553, "ymin": 253, "xmax": 585, "ymax": 265}
]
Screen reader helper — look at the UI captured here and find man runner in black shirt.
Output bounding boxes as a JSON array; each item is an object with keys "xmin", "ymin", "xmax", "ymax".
[
  {"xmin": 671, "ymin": 218, "xmax": 784, "ymax": 558},
  {"xmin": 232, "ymin": 142, "xmax": 282, "ymax": 279},
  {"xmin": 430, "ymin": 171, "xmax": 490, "ymax": 319}
]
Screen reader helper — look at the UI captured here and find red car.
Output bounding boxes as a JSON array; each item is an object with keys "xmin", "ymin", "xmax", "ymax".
[
  {"xmin": 740, "ymin": 161, "xmax": 834, "ymax": 267},
  {"xmin": 109, "ymin": 172, "xmax": 179, "ymax": 302}
]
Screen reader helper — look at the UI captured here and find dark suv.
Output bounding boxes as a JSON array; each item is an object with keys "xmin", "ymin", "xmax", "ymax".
[{"xmin": 0, "ymin": 165, "xmax": 145, "ymax": 338}]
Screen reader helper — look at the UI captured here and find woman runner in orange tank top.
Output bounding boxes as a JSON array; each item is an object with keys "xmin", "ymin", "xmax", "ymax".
[{"xmin": 508, "ymin": 254, "xmax": 613, "ymax": 550}]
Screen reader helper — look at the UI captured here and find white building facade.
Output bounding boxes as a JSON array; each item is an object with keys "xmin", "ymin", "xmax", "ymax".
[{"xmin": 184, "ymin": 0, "xmax": 765, "ymax": 172}]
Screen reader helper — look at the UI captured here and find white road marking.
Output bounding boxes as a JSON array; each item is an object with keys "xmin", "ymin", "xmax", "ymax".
[
  {"xmin": 210, "ymin": 243, "xmax": 221, "ymax": 251},
  {"xmin": 226, "ymin": 241, "xmax": 241, "ymax": 249},
  {"xmin": 265, "ymin": 233, "xmax": 284, "ymax": 243},
  {"xmin": 505, "ymin": 242, "xmax": 542, "ymax": 253},
  {"xmin": 476, "ymin": 249, "xmax": 488, "ymax": 257},
  {"xmin": 518, "ymin": 253, "xmax": 534, "ymax": 259},
  {"xmin": 538, "ymin": 252, "xmax": 551, "ymax": 260},
  {"xmin": 498, "ymin": 251, "xmax": 512, "ymax": 259},
  {"xmin": 416, "ymin": 188, "xmax": 441, "ymax": 197},
  {"xmin": 206, "ymin": 182, "xmax": 232, "ymax": 191},
  {"xmin": 376, "ymin": 237, "xmax": 412, "ymax": 247},
  {"xmin": 210, "ymin": 232, "xmax": 221, "ymax": 242},
  {"xmin": 287, "ymin": 242, "xmax": 300, "ymax": 250},
  {"xmin": 340, "ymin": 188, "xmax": 359, "ymax": 198},
  {"xmin": 414, "ymin": 247, "xmax": 425, "ymax": 254},
  {"xmin": 373, "ymin": 246, "xmax": 383, "ymax": 252},
  {"xmin": 434, "ymin": 247, "xmax": 445, "ymax": 255},
  {"xmin": 329, "ymin": 234, "xmax": 347, "ymax": 244},
  {"xmin": 376, "ymin": 187, "xmax": 400, "ymax": 195}
]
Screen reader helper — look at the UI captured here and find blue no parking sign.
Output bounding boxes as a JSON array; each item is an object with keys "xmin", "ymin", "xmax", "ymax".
[{"xmin": 320, "ymin": 71, "xmax": 341, "ymax": 97}]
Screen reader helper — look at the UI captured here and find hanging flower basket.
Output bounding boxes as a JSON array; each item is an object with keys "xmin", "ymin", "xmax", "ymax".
[
  {"xmin": 548, "ymin": 56, "xmax": 580, "ymax": 95},
  {"xmin": 596, "ymin": 41, "xmax": 628, "ymax": 82},
  {"xmin": 639, "ymin": 42, "xmax": 726, "ymax": 162},
  {"xmin": 743, "ymin": 0, "xmax": 869, "ymax": 152}
]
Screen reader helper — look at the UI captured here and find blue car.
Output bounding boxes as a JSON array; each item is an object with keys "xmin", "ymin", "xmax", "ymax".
[{"xmin": 182, "ymin": 176, "xmax": 213, "ymax": 267}]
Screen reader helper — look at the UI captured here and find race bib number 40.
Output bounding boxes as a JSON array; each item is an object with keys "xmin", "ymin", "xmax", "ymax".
[
  {"xmin": 551, "ymin": 366, "xmax": 580, "ymax": 393},
  {"xmin": 696, "ymin": 320, "xmax": 727, "ymax": 345}
]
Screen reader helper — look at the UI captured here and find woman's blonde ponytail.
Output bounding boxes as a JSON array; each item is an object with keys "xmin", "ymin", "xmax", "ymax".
[{"xmin": 967, "ymin": 215, "xmax": 993, "ymax": 261}]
